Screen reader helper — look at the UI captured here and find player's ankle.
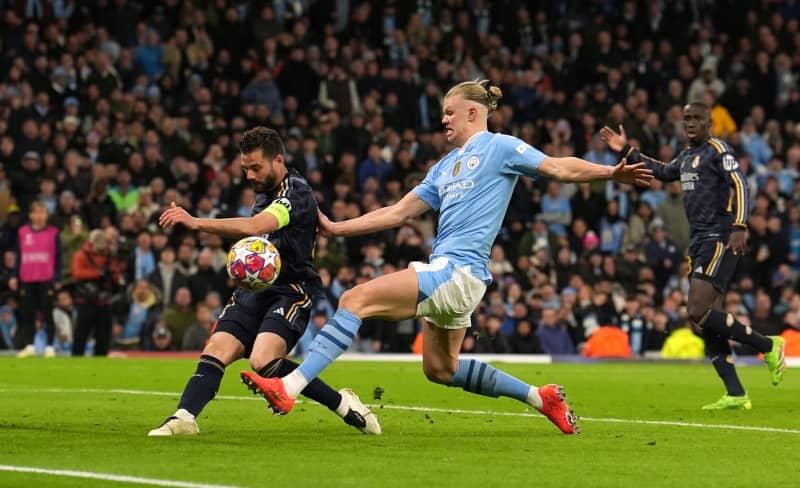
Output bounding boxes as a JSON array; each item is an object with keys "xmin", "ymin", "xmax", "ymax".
[
  {"xmin": 283, "ymin": 370, "xmax": 309, "ymax": 398},
  {"xmin": 527, "ymin": 386, "xmax": 543, "ymax": 410},
  {"xmin": 334, "ymin": 393, "xmax": 350, "ymax": 417},
  {"xmin": 174, "ymin": 408, "xmax": 196, "ymax": 421}
]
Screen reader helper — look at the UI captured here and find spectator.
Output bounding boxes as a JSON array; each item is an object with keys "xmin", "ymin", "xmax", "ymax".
[
  {"xmin": 645, "ymin": 219, "xmax": 683, "ymax": 292},
  {"xmin": 188, "ymin": 248, "xmax": 228, "ymax": 304},
  {"xmin": 112, "ymin": 279, "xmax": 160, "ymax": 350},
  {"xmin": 539, "ymin": 181, "xmax": 571, "ymax": 236},
  {"xmin": 599, "ymin": 199, "xmax": 626, "ymax": 255},
  {"xmin": 358, "ymin": 143, "xmax": 391, "ymax": 193},
  {"xmin": 318, "ymin": 65, "xmax": 362, "ymax": 119},
  {"xmin": 474, "ymin": 315, "xmax": 511, "ymax": 354},
  {"xmin": 181, "ymin": 302, "xmax": 213, "ymax": 351},
  {"xmin": 703, "ymin": 91, "xmax": 737, "ymax": 138},
  {"xmin": 687, "ymin": 57, "xmax": 725, "ymax": 103},
  {"xmin": 150, "ymin": 321, "xmax": 174, "ymax": 351},
  {"xmin": 619, "ymin": 295, "xmax": 646, "ymax": 356},
  {"xmin": 535, "ymin": 307, "xmax": 575, "ymax": 355},
  {"xmin": 657, "ymin": 182, "xmax": 691, "ymax": 252},
  {"xmin": 52, "ymin": 289, "xmax": 75, "ymax": 352},
  {"xmin": 569, "ymin": 183, "xmax": 606, "ymax": 232},
  {"xmin": 241, "ymin": 70, "xmax": 282, "ymax": 118},
  {"xmin": 11, "ymin": 151, "xmax": 43, "ymax": 213},
  {"xmin": 14, "ymin": 202, "xmax": 60, "ymax": 358},
  {"xmin": 71, "ymin": 229, "xmax": 122, "ymax": 356},
  {"xmin": 147, "ymin": 246, "xmax": 188, "ymax": 307},
  {"xmin": 108, "ymin": 169, "xmax": 139, "ymax": 214},
  {"xmin": 740, "ymin": 118, "xmax": 772, "ymax": 168},
  {"xmin": 134, "ymin": 29, "xmax": 164, "ymax": 81},
  {"xmin": 162, "ymin": 286, "xmax": 194, "ymax": 348},
  {"xmin": 624, "ymin": 201, "xmax": 655, "ymax": 249},
  {"xmin": 509, "ymin": 319, "xmax": 542, "ymax": 354},
  {"xmin": 0, "ymin": 305, "xmax": 16, "ymax": 350}
]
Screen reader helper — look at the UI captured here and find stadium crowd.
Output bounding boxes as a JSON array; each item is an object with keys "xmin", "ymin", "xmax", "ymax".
[{"xmin": 0, "ymin": 0, "xmax": 799, "ymax": 358}]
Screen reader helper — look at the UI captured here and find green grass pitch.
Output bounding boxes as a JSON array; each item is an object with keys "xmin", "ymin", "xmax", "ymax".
[{"xmin": 0, "ymin": 357, "xmax": 797, "ymax": 487}]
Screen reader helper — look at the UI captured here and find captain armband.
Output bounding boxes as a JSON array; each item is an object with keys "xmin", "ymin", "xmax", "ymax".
[{"xmin": 262, "ymin": 197, "xmax": 292, "ymax": 229}]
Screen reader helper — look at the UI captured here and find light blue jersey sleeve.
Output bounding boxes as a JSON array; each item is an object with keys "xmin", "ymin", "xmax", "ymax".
[
  {"xmin": 413, "ymin": 163, "xmax": 441, "ymax": 211},
  {"xmin": 496, "ymin": 134, "xmax": 548, "ymax": 177}
]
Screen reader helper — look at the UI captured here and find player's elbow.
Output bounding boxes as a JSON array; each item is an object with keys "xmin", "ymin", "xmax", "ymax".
[
  {"xmin": 539, "ymin": 157, "xmax": 564, "ymax": 180},
  {"xmin": 383, "ymin": 205, "xmax": 410, "ymax": 230}
]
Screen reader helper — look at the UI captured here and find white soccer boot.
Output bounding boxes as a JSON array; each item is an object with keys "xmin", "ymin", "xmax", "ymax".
[
  {"xmin": 337, "ymin": 388, "xmax": 382, "ymax": 435},
  {"xmin": 148, "ymin": 409, "xmax": 200, "ymax": 436},
  {"xmin": 16, "ymin": 345, "xmax": 36, "ymax": 358},
  {"xmin": 44, "ymin": 346, "xmax": 56, "ymax": 358}
]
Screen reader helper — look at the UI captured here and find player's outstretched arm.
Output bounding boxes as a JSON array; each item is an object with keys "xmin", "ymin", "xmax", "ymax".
[
  {"xmin": 318, "ymin": 191, "xmax": 430, "ymax": 238},
  {"xmin": 600, "ymin": 125, "xmax": 680, "ymax": 181},
  {"xmin": 538, "ymin": 156, "xmax": 654, "ymax": 186},
  {"xmin": 159, "ymin": 202, "xmax": 280, "ymax": 238}
]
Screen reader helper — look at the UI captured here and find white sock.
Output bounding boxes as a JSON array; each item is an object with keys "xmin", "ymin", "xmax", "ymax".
[
  {"xmin": 526, "ymin": 386, "xmax": 543, "ymax": 410},
  {"xmin": 283, "ymin": 369, "xmax": 310, "ymax": 398},
  {"xmin": 174, "ymin": 408, "xmax": 195, "ymax": 421},
  {"xmin": 334, "ymin": 392, "xmax": 350, "ymax": 417}
]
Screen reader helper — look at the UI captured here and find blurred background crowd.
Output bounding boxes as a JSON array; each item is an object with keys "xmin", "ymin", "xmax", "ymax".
[{"xmin": 0, "ymin": 0, "xmax": 799, "ymax": 358}]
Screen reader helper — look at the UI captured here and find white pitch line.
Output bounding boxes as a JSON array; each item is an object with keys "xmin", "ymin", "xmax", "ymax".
[
  {"xmin": 368, "ymin": 404, "xmax": 800, "ymax": 434},
  {"xmin": 2, "ymin": 386, "xmax": 799, "ymax": 435},
  {"xmin": 0, "ymin": 464, "xmax": 243, "ymax": 488}
]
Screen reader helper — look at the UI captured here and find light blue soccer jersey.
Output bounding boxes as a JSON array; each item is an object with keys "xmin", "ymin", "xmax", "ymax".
[{"xmin": 413, "ymin": 131, "xmax": 547, "ymax": 283}]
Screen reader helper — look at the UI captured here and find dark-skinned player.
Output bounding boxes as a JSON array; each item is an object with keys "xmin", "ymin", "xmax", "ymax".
[{"xmin": 601, "ymin": 103, "xmax": 785, "ymax": 410}]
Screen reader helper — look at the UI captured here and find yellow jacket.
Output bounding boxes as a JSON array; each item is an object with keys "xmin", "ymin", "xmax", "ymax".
[
  {"xmin": 711, "ymin": 104, "xmax": 737, "ymax": 138},
  {"xmin": 661, "ymin": 328, "xmax": 705, "ymax": 359}
]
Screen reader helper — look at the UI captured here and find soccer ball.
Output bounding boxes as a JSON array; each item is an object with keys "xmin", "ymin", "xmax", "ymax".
[{"xmin": 226, "ymin": 236, "xmax": 281, "ymax": 291}]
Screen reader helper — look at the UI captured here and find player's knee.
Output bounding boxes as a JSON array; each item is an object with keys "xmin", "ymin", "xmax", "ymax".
[
  {"xmin": 422, "ymin": 362, "xmax": 455, "ymax": 385},
  {"xmin": 687, "ymin": 303, "xmax": 710, "ymax": 325},
  {"xmin": 338, "ymin": 288, "xmax": 365, "ymax": 314},
  {"xmin": 249, "ymin": 355, "xmax": 281, "ymax": 374},
  {"xmin": 202, "ymin": 343, "xmax": 231, "ymax": 365}
]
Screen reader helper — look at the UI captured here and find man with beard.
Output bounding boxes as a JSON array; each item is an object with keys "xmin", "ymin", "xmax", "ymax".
[{"xmin": 152, "ymin": 127, "xmax": 379, "ymax": 436}]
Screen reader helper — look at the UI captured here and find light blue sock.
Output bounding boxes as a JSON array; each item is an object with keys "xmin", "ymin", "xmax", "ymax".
[
  {"xmin": 297, "ymin": 309, "xmax": 361, "ymax": 381},
  {"xmin": 448, "ymin": 359, "xmax": 530, "ymax": 402}
]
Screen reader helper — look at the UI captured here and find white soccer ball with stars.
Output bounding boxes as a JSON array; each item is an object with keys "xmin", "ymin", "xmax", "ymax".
[{"xmin": 226, "ymin": 236, "xmax": 281, "ymax": 291}]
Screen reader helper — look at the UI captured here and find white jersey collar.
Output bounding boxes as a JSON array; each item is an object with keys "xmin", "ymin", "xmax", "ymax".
[{"xmin": 457, "ymin": 130, "xmax": 489, "ymax": 156}]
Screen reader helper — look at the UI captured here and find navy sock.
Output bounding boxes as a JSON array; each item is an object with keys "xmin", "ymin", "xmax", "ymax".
[
  {"xmin": 711, "ymin": 355, "xmax": 746, "ymax": 396},
  {"xmin": 448, "ymin": 359, "xmax": 530, "ymax": 402},
  {"xmin": 702, "ymin": 310, "xmax": 772, "ymax": 353},
  {"xmin": 703, "ymin": 328, "xmax": 746, "ymax": 396},
  {"xmin": 178, "ymin": 354, "xmax": 225, "ymax": 417}
]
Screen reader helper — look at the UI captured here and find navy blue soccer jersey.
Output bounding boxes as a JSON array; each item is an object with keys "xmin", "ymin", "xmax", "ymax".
[
  {"xmin": 623, "ymin": 137, "xmax": 748, "ymax": 242},
  {"xmin": 240, "ymin": 168, "xmax": 322, "ymax": 297}
]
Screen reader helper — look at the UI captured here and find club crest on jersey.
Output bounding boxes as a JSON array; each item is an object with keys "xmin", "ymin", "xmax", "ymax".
[
  {"xmin": 452, "ymin": 161, "xmax": 461, "ymax": 177},
  {"xmin": 691, "ymin": 155, "xmax": 700, "ymax": 168},
  {"xmin": 722, "ymin": 154, "xmax": 738, "ymax": 171},
  {"xmin": 467, "ymin": 155, "xmax": 480, "ymax": 170}
]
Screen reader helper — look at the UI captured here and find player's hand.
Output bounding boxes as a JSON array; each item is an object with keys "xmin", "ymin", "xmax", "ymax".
[
  {"xmin": 600, "ymin": 125, "xmax": 628, "ymax": 152},
  {"xmin": 727, "ymin": 229, "xmax": 747, "ymax": 256},
  {"xmin": 610, "ymin": 158, "xmax": 654, "ymax": 187},
  {"xmin": 317, "ymin": 209, "xmax": 337, "ymax": 237},
  {"xmin": 159, "ymin": 201, "xmax": 199, "ymax": 230}
]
